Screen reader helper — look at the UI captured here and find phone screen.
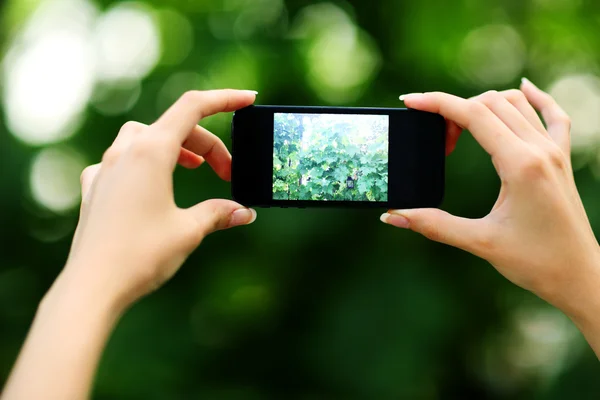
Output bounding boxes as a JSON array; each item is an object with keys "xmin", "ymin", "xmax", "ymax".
[{"xmin": 273, "ymin": 113, "xmax": 389, "ymax": 202}]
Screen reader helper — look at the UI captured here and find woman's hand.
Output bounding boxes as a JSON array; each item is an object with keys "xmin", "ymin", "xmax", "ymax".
[
  {"xmin": 382, "ymin": 79, "xmax": 600, "ymax": 344},
  {"xmin": 65, "ymin": 89, "xmax": 258, "ymax": 311},
  {"xmin": 1, "ymin": 89, "xmax": 259, "ymax": 400}
]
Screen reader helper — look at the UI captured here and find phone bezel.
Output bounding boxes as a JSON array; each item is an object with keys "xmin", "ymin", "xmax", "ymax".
[{"xmin": 231, "ymin": 105, "xmax": 445, "ymax": 209}]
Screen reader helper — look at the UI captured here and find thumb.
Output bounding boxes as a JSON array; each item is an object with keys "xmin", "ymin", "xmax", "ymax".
[
  {"xmin": 381, "ymin": 208, "xmax": 484, "ymax": 253},
  {"xmin": 187, "ymin": 199, "xmax": 257, "ymax": 236}
]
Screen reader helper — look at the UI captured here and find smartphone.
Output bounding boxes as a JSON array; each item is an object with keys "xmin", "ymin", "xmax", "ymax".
[{"xmin": 231, "ymin": 105, "xmax": 445, "ymax": 209}]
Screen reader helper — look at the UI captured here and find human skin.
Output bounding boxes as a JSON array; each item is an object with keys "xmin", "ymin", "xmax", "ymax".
[{"xmin": 381, "ymin": 78, "xmax": 600, "ymax": 356}]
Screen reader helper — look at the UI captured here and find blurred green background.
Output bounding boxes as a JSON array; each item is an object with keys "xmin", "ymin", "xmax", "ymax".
[{"xmin": 1, "ymin": 0, "xmax": 600, "ymax": 398}]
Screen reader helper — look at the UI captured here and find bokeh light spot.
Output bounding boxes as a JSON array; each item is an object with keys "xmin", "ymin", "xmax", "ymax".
[
  {"xmin": 230, "ymin": 284, "xmax": 271, "ymax": 313},
  {"xmin": 476, "ymin": 301, "xmax": 584, "ymax": 394},
  {"xmin": 208, "ymin": 0, "xmax": 286, "ymax": 39},
  {"xmin": 547, "ymin": 74, "xmax": 600, "ymax": 151},
  {"xmin": 534, "ymin": 0, "xmax": 582, "ymax": 10},
  {"xmin": 91, "ymin": 81, "xmax": 142, "ymax": 116},
  {"xmin": 509, "ymin": 307, "xmax": 582, "ymax": 372},
  {"xmin": 2, "ymin": 0, "xmax": 97, "ymax": 145},
  {"xmin": 292, "ymin": 3, "xmax": 381, "ymax": 104},
  {"xmin": 156, "ymin": 71, "xmax": 205, "ymax": 117},
  {"xmin": 233, "ymin": 0, "xmax": 286, "ymax": 38},
  {"xmin": 93, "ymin": 2, "xmax": 161, "ymax": 82},
  {"xmin": 156, "ymin": 8, "xmax": 193, "ymax": 66},
  {"xmin": 30, "ymin": 146, "xmax": 87, "ymax": 213},
  {"xmin": 458, "ymin": 24, "xmax": 525, "ymax": 87}
]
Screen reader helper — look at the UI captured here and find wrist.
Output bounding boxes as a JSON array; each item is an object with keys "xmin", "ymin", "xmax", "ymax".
[
  {"xmin": 41, "ymin": 262, "xmax": 129, "ymax": 324},
  {"xmin": 557, "ymin": 248, "xmax": 600, "ymax": 336}
]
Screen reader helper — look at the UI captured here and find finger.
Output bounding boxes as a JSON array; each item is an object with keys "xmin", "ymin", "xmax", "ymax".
[
  {"xmin": 187, "ymin": 199, "xmax": 257, "ymax": 237},
  {"xmin": 380, "ymin": 208, "xmax": 488, "ymax": 256},
  {"xmin": 101, "ymin": 121, "xmax": 146, "ymax": 167},
  {"xmin": 445, "ymin": 119, "xmax": 462, "ymax": 155},
  {"xmin": 80, "ymin": 163, "xmax": 101, "ymax": 204},
  {"xmin": 400, "ymin": 92, "xmax": 521, "ymax": 157},
  {"xmin": 500, "ymin": 89, "xmax": 547, "ymax": 134},
  {"xmin": 112, "ymin": 122, "xmax": 208, "ymax": 170},
  {"xmin": 471, "ymin": 90, "xmax": 539, "ymax": 142},
  {"xmin": 153, "ymin": 89, "xmax": 257, "ymax": 145},
  {"xmin": 182, "ymin": 125, "xmax": 232, "ymax": 180},
  {"xmin": 178, "ymin": 148, "xmax": 205, "ymax": 169},
  {"xmin": 112, "ymin": 121, "xmax": 145, "ymax": 151},
  {"xmin": 520, "ymin": 78, "xmax": 571, "ymax": 152}
]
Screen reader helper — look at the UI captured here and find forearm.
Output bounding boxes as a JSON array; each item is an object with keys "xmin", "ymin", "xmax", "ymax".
[{"xmin": 1, "ymin": 267, "xmax": 125, "ymax": 400}]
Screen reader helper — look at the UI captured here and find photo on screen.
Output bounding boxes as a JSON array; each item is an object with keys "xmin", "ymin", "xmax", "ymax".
[{"xmin": 273, "ymin": 113, "xmax": 389, "ymax": 201}]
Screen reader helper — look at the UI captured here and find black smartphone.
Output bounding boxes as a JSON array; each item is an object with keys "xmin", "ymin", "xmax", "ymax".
[{"xmin": 231, "ymin": 105, "xmax": 445, "ymax": 209}]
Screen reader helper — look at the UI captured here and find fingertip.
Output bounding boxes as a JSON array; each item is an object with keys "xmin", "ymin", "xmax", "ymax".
[
  {"xmin": 241, "ymin": 90, "xmax": 258, "ymax": 104},
  {"xmin": 445, "ymin": 120, "xmax": 462, "ymax": 156},
  {"xmin": 229, "ymin": 207, "xmax": 257, "ymax": 227},
  {"xmin": 399, "ymin": 93, "xmax": 425, "ymax": 108},
  {"xmin": 220, "ymin": 167, "xmax": 232, "ymax": 182},
  {"xmin": 520, "ymin": 77, "xmax": 539, "ymax": 93},
  {"xmin": 380, "ymin": 211, "xmax": 410, "ymax": 229},
  {"xmin": 178, "ymin": 149, "xmax": 204, "ymax": 169},
  {"xmin": 209, "ymin": 159, "xmax": 232, "ymax": 181}
]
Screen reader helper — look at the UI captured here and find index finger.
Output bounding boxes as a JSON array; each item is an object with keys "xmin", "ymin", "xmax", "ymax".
[
  {"xmin": 183, "ymin": 125, "xmax": 233, "ymax": 181},
  {"xmin": 153, "ymin": 89, "xmax": 257, "ymax": 144},
  {"xmin": 400, "ymin": 92, "xmax": 521, "ymax": 157}
]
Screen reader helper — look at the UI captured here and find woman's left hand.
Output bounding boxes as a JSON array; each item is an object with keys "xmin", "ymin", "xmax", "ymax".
[{"xmin": 65, "ymin": 89, "xmax": 258, "ymax": 311}]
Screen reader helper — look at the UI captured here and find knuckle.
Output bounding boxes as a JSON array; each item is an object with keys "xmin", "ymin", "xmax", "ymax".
[
  {"xmin": 545, "ymin": 143, "xmax": 567, "ymax": 169},
  {"xmin": 101, "ymin": 146, "xmax": 120, "ymax": 166},
  {"xmin": 503, "ymin": 89, "xmax": 526, "ymax": 104},
  {"xmin": 180, "ymin": 90, "xmax": 202, "ymax": 105},
  {"xmin": 468, "ymin": 99, "xmax": 490, "ymax": 117},
  {"xmin": 120, "ymin": 120, "xmax": 145, "ymax": 134},
  {"xmin": 208, "ymin": 208, "xmax": 228, "ymax": 233},
  {"xmin": 478, "ymin": 90, "xmax": 500, "ymax": 105},
  {"xmin": 80, "ymin": 165, "xmax": 93, "ymax": 184},
  {"xmin": 516, "ymin": 149, "xmax": 548, "ymax": 180}
]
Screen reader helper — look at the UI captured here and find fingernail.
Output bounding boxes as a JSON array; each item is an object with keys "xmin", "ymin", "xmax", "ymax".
[
  {"xmin": 399, "ymin": 93, "xmax": 423, "ymax": 101},
  {"xmin": 230, "ymin": 208, "xmax": 257, "ymax": 227},
  {"xmin": 246, "ymin": 90, "xmax": 259, "ymax": 95},
  {"xmin": 380, "ymin": 212, "xmax": 410, "ymax": 229},
  {"xmin": 521, "ymin": 77, "xmax": 533, "ymax": 86}
]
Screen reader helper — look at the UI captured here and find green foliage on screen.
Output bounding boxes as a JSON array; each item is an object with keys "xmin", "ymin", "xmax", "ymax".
[{"xmin": 273, "ymin": 113, "xmax": 388, "ymax": 201}]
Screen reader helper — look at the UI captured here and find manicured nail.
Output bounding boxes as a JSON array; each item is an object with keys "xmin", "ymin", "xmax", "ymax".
[
  {"xmin": 230, "ymin": 208, "xmax": 257, "ymax": 227},
  {"xmin": 521, "ymin": 77, "xmax": 533, "ymax": 86},
  {"xmin": 399, "ymin": 93, "xmax": 423, "ymax": 101},
  {"xmin": 380, "ymin": 212, "xmax": 410, "ymax": 229}
]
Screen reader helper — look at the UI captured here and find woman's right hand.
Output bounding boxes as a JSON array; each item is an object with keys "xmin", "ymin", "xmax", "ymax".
[{"xmin": 381, "ymin": 79, "xmax": 600, "ymax": 352}]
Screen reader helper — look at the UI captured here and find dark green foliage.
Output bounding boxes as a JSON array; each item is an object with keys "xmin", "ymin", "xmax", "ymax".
[{"xmin": 273, "ymin": 113, "xmax": 388, "ymax": 201}]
